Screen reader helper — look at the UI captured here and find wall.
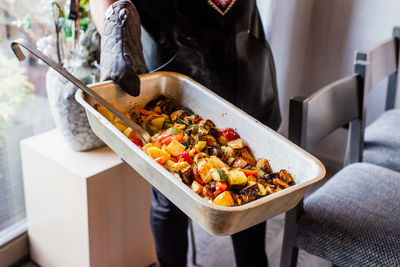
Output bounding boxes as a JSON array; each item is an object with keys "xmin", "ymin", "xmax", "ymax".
[{"xmin": 258, "ymin": 0, "xmax": 400, "ymax": 165}]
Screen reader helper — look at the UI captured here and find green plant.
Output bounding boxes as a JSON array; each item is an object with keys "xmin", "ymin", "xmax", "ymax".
[{"xmin": 0, "ymin": 50, "xmax": 34, "ymax": 146}]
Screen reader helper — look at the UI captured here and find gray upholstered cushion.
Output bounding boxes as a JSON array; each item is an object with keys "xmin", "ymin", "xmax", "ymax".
[
  {"xmin": 296, "ymin": 162, "xmax": 400, "ymax": 267},
  {"xmin": 363, "ymin": 109, "xmax": 400, "ymax": 172}
]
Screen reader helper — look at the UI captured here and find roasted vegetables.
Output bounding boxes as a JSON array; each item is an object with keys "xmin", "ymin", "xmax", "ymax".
[{"xmin": 95, "ymin": 96, "xmax": 295, "ymax": 206}]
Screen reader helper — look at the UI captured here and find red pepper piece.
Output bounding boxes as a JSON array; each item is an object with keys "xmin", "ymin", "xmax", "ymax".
[
  {"xmin": 219, "ymin": 128, "xmax": 239, "ymax": 141},
  {"xmin": 155, "ymin": 157, "xmax": 165, "ymax": 165},
  {"xmin": 170, "ymin": 157, "xmax": 178, "ymax": 163},
  {"xmin": 140, "ymin": 108, "xmax": 160, "ymax": 116},
  {"xmin": 193, "ymin": 116, "xmax": 202, "ymax": 124},
  {"xmin": 173, "ymin": 132, "xmax": 184, "ymax": 143},
  {"xmin": 177, "ymin": 151, "xmax": 193, "ymax": 164},
  {"xmin": 155, "ymin": 132, "xmax": 184, "ymax": 145},
  {"xmin": 130, "ymin": 138, "xmax": 143, "ymax": 147},
  {"xmin": 213, "ymin": 181, "xmax": 228, "ymax": 198},
  {"xmin": 239, "ymin": 169, "xmax": 259, "ymax": 176},
  {"xmin": 193, "ymin": 168, "xmax": 204, "ymax": 185},
  {"xmin": 273, "ymin": 178, "xmax": 290, "ymax": 189}
]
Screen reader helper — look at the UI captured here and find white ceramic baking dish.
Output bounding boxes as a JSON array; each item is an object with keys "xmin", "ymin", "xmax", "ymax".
[{"xmin": 75, "ymin": 71, "xmax": 325, "ymax": 235}]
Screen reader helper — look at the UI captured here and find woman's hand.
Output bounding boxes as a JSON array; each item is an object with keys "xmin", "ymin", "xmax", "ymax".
[{"xmin": 93, "ymin": 0, "xmax": 146, "ymax": 96}]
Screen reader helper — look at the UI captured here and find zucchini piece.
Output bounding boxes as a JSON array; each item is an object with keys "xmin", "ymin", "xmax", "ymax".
[
  {"xmin": 180, "ymin": 140, "xmax": 190, "ymax": 149},
  {"xmin": 217, "ymin": 169, "xmax": 228, "ymax": 181},
  {"xmin": 163, "ymin": 122, "xmax": 173, "ymax": 129},
  {"xmin": 187, "ymin": 124, "xmax": 199, "ymax": 134},
  {"xmin": 166, "ymin": 127, "xmax": 183, "ymax": 135},
  {"xmin": 195, "ymin": 141, "xmax": 207, "ymax": 151},
  {"xmin": 250, "ymin": 167, "xmax": 265, "ymax": 178},
  {"xmin": 257, "ymin": 183, "xmax": 267, "ymax": 196},
  {"xmin": 151, "ymin": 117, "xmax": 165, "ymax": 129}
]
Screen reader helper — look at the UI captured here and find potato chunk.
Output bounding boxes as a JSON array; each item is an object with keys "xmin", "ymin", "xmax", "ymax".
[
  {"xmin": 227, "ymin": 138, "xmax": 244, "ymax": 149},
  {"xmin": 166, "ymin": 140, "xmax": 186, "ymax": 157},
  {"xmin": 123, "ymin": 127, "xmax": 136, "ymax": 138},
  {"xmin": 147, "ymin": 147, "xmax": 170, "ymax": 162},
  {"xmin": 227, "ymin": 169, "xmax": 247, "ymax": 186},
  {"xmin": 191, "ymin": 181, "xmax": 203, "ymax": 195},
  {"xmin": 95, "ymin": 104, "xmax": 115, "ymax": 122},
  {"xmin": 198, "ymin": 160, "xmax": 213, "ymax": 184},
  {"xmin": 208, "ymin": 156, "xmax": 229, "ymax": 171},
  {"xmin": 213, "ymin": 191, "xmax": 235, "ymax": 206}
]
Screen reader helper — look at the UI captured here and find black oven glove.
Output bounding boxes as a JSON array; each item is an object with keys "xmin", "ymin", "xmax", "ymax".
[{"xmin": 100, "ymin": 0, "xmax": 146, "ymax": 96}]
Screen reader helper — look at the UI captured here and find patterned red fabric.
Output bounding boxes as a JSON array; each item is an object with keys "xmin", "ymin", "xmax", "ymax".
[{"xmin": 208, "ymin": 0, "xmax": 236, "ymax": 15}]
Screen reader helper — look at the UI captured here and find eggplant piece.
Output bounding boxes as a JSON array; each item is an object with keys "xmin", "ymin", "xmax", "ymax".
[
  {"xmin": 264, "ymin": 172, "xmax": 279, "ymax": 182},
  {"xmin": 232, "ymin": 157, "xmax": 248, "ymax": 168},
  {"xmin": 256, "ymin": 158, "xmax": 273, "ymax": 174},
  {"xmin": 202, "ymin": 184, "xmax": 214, "ymax": 199},
  {"xmin": 173, "ymin": 117, "xmax": 188, "ymax": 125},
  {"xmin": 179, "ymin": 166, "xmax": 193, "ymax": 185},
  {"xmin": 143, "ymin": 95, "xmax": 171, "ymax": 111},
  {"xmin": 238, "ymin": 148, "xmax": 257, "ymax": 167},
  {"xmin": 246, "ymin": 175, "xmax": 257, "ymax": 184},
  {"xmin": 205, "ymin": 147, "xmax": 221, "ymax": 157},
  {"xmin": 279, "ymin": 169, "xmax": 294, "ymax": 184},
  {"xmin": 199, "ymin": 134, "xmax": 217, "ymax": 146},
  {"xmin": 240, "ymin": 184, "xmax": 259, "ymax": 197},
  {"xmin": 170, "ymin": 110, "xmax": 185, "ymax": 122},
  {"xmin": 208, "ymin": 127, "xmax": 220, "ymax": 139},
  {"xmin": 198, "ymin": 126, "xmax": 209, "ymax": 135},
  {"xmin": 240, "ymin": 195, "xmax": 256, "ymax": 204},
  {"xmin": 198, "ymin": 119, "xmax": 215, "ymax": 129},
  {"xmin": 231, "ymin": 192, "xmax": 243, "ymax": 206}
]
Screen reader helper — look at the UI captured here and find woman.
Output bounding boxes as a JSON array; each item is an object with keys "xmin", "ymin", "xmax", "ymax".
[{"xmin": 91, "ymin": 1, "xmax": 281, "ymax": 266}]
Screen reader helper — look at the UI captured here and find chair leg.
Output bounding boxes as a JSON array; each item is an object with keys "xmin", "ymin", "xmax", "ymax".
[
  {"xmin": 189, "ymin": 219, "xmax": 197, "ymax": 266},
  {"xmin": 280, "ymin": 202, "xmax": 302, "ymax": 267}
]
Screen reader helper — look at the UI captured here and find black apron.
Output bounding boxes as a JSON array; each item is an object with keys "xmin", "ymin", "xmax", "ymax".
[{"xmin": 135, "ymin": 0, "xmax": 281, "ymax": 130}]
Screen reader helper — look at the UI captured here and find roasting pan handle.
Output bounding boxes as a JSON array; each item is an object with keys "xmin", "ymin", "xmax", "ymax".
[{"xmin": 11, "ymin": 39, "xmax": 151, "ymax": 144}]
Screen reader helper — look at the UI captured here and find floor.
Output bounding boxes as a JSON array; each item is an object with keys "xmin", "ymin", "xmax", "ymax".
[
  {"xmin": 187, "ymin": 214, "xmax": 331, "ymax": 267},
  {"xmin": 21, "ymin": 215, "xmax": 331, "ymax": 267}
]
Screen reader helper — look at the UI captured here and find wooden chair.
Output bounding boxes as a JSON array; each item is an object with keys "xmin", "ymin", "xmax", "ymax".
[
  {"xmin": 360, "ymin": 26, "xmax": 400, "ymax": 172},
  {"xmin": 280, "ymin": 71, "xmax": 364, "ymax": 267},
  {"xmin": 280, "ymin": 27, "xmax": 400, "ymax": 267}
]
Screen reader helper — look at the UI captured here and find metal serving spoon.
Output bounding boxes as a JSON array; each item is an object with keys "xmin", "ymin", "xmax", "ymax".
[{"xmin": 11, "ymin": 39, "xmax": 151, "ymax": 144}]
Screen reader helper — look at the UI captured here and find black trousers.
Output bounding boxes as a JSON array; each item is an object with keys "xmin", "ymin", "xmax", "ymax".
[{"xmin": 150, "ymin": 188, "xmax": 268, "ymax": 267}]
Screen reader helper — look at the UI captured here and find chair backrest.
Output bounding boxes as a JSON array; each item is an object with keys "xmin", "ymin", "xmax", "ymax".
[
  {"xmin": 289, "ymin": 26, "xmax": 400, "ymax": 166},
  {"xmin": 289, "ymin": 74, "xmax": 363, "ymax": 165},
  {"xmin": 356, "ymin": 26, "xmax": 400, "ymax": 111}
]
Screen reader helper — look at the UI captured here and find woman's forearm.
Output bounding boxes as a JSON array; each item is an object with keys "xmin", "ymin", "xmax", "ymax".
[{"xmin": 90, "ymin": 0, "xmax": 118, "ymax": 33}]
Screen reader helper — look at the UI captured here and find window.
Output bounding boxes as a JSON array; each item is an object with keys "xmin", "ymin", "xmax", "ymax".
[{"xmin": 0, "ymin": 0, "xmax": 55, "ymax": 246}]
